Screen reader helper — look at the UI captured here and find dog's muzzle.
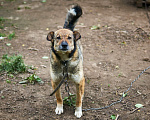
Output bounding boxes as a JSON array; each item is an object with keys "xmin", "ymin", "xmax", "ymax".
[{"xmin": 59, "ymin": 41, "xmax": 69, "ymax": 51}]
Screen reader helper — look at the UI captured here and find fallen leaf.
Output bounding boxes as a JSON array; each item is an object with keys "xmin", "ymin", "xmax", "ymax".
[
  {"xmin": 110, "ymin": 115, "xmax": 116, "ymax": 119},
  {"xmin": 135, "ymin": 104, "xmax": 144, "ymax": 108},
  {"xmin": 91, "ymin": 25, "xmax": 99, "ymax": 30},
  {"xmin": 41, "ymin": 0, "xmax": 46, "ymax": 3},
  {"xmin": 42, "ymin": 56, "xmax": 49, "ymax": 59},
  {"xmin": 123, "ymin": 93, "xmax": 127, "ymax": 97},
  {"xmin": 115, "ymin": 66, "xmax": 119, "ymax": 69},
  {"xmin": 6, "ymin": 43, "xmax": 11, "ymax": 46}
]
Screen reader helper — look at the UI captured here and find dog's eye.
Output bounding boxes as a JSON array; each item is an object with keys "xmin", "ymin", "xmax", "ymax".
[
  {"xmin": 57, "ymin": 36, "xmax": 61, "ymax": 40},
  {"xmin": 68, "ymin": 36, "xmax": 72, "ymax": 39}
]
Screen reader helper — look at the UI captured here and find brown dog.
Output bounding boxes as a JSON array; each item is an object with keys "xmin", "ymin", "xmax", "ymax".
[{"xmin": 47, "ymin": 5, "xmax": 85, "ymax": 118}]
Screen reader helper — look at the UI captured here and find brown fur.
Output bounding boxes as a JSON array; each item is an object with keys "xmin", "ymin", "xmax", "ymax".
[
  {"xmin": 47, "ymin": 28, "xmax": 85, "ymax": 118},
  {"xmin": 47, "ymin": 4, "xmax": 84, "ymax": 118}
]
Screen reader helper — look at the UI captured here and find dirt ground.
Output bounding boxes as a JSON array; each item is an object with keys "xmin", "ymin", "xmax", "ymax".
[{"xmin": 0, "ymin": 0, "xmax": 150, "ymax": 120}]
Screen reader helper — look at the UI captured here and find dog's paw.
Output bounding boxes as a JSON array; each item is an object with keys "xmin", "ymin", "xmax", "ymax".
[
  {"xmin": 75, "ymin": 107, "xmax": 82, "ymax": 118},
  {"xmin": 55, "ymin": 104, "xmax": 63, "ymax": 115}
]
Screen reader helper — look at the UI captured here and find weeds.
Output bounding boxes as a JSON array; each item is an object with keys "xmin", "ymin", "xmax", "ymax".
[
  {"xmin": 8, "ymin": 32, "xmax": 15, "ymax": 40},
  {"xmin": 6, "ymin": 79, "xmax": 11, "ymax": 83},
  {"xmin": 0, "ymin": 54, "xmax": 27, "ymax": 74},
  {"xmin": 0, "ymin": 32, "xmax": 15, "ymax": 40},
  {"xmin": 0, "ymin": 17, "xmax": 6, "ymax": 23},
  {"xmin": 0, "ymin": 33, "xmax": 6, "ymax": 37},
  {"xmin": 0, "ymin": 17, "xmax": 6, "ymax": 29},
  {"xmin": 0, "ymin": 54, "xmax": 42, "ymax": 85},
  {"xmin": 19, "ymin": 73, "xmax": 43, "ymax": 84},
  {"xmin": 86, "ymin": 79, "xmax": 91, "ymax": 84},
  {"xmin": 110, "ymin": 114, "xmax": 116, "ymax": 119},
  {"xmin": 63, "ymin": 93, "xmax": 76, "ymax": 106}
]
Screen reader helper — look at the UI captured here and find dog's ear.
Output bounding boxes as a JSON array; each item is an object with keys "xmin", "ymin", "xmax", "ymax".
[
  {"xmin": 47, "ymin": 31, "xmax": 54, "ymax": 41},
  {"xmin": 73, "ymin": 31, "xmax": 81, "ymax": 41}
]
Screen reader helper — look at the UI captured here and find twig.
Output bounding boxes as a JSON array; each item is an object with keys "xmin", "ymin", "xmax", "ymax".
[
  {"xmin": 115, "ymin": 114, "xmax": 119, "ymax": 120},
  {"xmin": 128, "ymin": 106, "xmax": 143, "ymax": 114}
]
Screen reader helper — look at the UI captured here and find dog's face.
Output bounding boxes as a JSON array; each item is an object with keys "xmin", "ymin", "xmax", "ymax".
[{"xmin": 47, "ymin": 29, "xmax": 81, "ymax": 53}]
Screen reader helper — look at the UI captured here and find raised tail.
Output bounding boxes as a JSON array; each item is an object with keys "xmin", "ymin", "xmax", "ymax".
[{"xmin": 63, "ymin": 5, "xmax": 82, "ymax": 31}]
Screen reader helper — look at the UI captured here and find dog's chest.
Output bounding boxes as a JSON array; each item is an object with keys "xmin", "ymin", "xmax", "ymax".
[{"xmin": 50, "ymin": 58, "xmax": 83, "ymax": 83}]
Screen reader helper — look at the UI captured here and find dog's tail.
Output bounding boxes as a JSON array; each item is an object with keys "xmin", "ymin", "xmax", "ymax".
[{"xmin": 63, "ymin": 5, "xmax": 82, "ymax": 31}]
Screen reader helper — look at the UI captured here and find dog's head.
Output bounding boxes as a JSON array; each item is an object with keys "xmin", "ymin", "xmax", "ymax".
[{"xmin": 47, "ymin": 29, "xmax": 81, "ymax": 53}]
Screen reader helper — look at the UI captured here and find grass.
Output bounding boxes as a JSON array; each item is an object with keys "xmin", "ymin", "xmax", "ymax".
[
  {"xmin": 0, "ymin": 32, "xmax": 15, "ymax": 40},
  {"xmin": 0, "ymin": 17, "xmax": 6, "ymax": 29},
  {"xmin": 63, "ymin": 93, "xmax": 76, "ymax": 106},
  {"xmin": 0, "ymin": 26, "xmax": 4, "ymax": 29},
  {"xmin": 0, "ymin": 16, "xmax": 15, "ymax": 40},
  {"xmin": 8, "ymin": 32, "xmax": 15, "ymax": 40},
  {"xmin": 110, "ymin": 114, "xmax": 116, "ymax": 119},
  {"xmin": 0, "ymin": 54, "xmax": 27, "ymax": 74},
  {"xmin": 118, "ymin": 73, "xmax": 122, "ymax": 77},
  {"xmin": 0, "ymin": 33, "xmax": 6, "ymax": 37},
  {"xmin": 0, "ymin": 17, "xmax": 6, "ymax": 23},
  {"xmin": 0, "ymin": 54, "xmax": 43, "ymax": 85},
  {"xmin": 6, "ymin": 79, "xmax": 11, "ymax": 83}
]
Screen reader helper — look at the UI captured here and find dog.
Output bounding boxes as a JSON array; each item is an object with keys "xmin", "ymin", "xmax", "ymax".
[{"xmin": 47, "ymin": 5, "xmax": 85, "ymax": 118}]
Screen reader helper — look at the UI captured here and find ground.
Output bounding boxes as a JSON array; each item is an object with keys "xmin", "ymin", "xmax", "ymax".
[{"xmin": 0, "ymin": 0, "xmax": 150, "ymax": 120}]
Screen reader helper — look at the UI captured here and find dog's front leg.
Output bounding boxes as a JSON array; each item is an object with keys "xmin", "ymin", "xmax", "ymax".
[
  {"xmin": 51, "ymin": 80, "xmax": 63, "ymax": 115},
  {"xmin": 75, "ymin": 77, "xmax": 85, "ymax": 118}
]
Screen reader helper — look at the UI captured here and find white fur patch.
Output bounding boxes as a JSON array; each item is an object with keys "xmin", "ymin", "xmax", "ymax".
[
  {"xmin": 75, "ymin": 107, "xmax": 82, "ymax": 118},
  {"xmin": 55, "ymin": 104, "xmax": 63, "ymax": 115},
  {"xmin": 68, "ymin": 8, "xmax": 76, "ymax": 16}
]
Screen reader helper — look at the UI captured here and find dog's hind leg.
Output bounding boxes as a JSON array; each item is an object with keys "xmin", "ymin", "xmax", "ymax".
[
  {"xmin": 75, "ymin": 77, "xmax": 85, "ymax": 118},
  {"xmin": 51, "ymin": 80, "xmax": 63, "ymax": 115}
]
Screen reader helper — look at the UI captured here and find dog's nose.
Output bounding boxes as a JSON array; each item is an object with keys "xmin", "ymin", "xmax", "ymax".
[{"xmin": 60, "ymin": 41, "xmax": 69, "ymax": 51}]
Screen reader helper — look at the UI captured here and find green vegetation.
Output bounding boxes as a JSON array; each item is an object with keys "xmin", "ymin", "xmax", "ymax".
[
  {"xmin": 0, "ymin": 54, "xmax": 42, "ymax": 85},
  {"xmin": 86, "ymin": 79, "xmax": 91, "ymax": 84},
  {"xmin": 8, "ymin": 32, "xmax": 15, "ymax": 40},
  {"xmin": 0, "ymin": 32, "xmax": 15, "ymax": 40},
  {"xmin": 19, "ymin": 73, "xmax": 43, "ymax": 84},
  {"xmin": 63, "ymin": 93, "xmax": 76, "ymax": 106},
  {"xmin": 110, "ymin": 115, "xmax": 116, "ymax": 119},
  {"xmin": 0, "ymin": 33, "xmax": 6, "ymax": 37},
  {"xmin": 0, "ymin": 17, "xmax": 6, "ymax": 23},
  {"xmin": 0, "ymin": 17, "xmax": 6, "ymax": 29},
  {"xmin": 6, "ymin": 79, "xmax": 11, "ymax": 83},
  {"xmin": 0, "ymin": 54, "xmax": 27, "ymax": 74},
  {"xmin": 122, "ymin": 93, "xmax": 127, "ymax": 98},
  {"xmin": 135, "ymin": 104, "xmax": 144, "ymax": 108},
  {"xmin": 0, "ymin": 16, "xmax": 15, "ymax": 40},
  {"xmin": 1, "ymin": 96, "xmax": 5, "ymax": 99},
  {"xmin": 91, "ymin": 25, "xmax": 100, "ymax": 30}
]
